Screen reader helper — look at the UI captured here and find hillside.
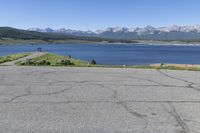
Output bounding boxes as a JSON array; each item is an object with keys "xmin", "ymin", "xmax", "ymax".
[{"xmin": 0, "ymin": 27, "xmax": 137, "ymax": 44}]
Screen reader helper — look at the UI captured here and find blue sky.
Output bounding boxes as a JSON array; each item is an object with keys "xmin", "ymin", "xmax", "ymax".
[{"xmin": 0, "ymin": 0, "xmax": 200, "ymax": 30}]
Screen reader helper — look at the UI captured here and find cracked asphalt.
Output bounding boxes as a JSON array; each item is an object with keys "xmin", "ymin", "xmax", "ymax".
[{"xmin": 0, "ymin": 66, "xmax": 200, "ymax": 133}]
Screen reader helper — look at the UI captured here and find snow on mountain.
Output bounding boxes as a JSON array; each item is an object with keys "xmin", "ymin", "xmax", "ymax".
[
  {"xmin": 27, "ymin": 25, "xmax": 200, "ymax": 36},
  {"xmin": 44, "ymin": 28, "xmax": 54, "ymax": 32},
  {"xmin": 157, "ymin": 25, "xmax": 200, "ymax": 33},
  {"xmin": 97, "ymin": 25, "xmax": 200, "ymax": 34},
  {"xmin": 134, "ymin": 25, "xmax": 157, "ymax": 35},
  {"xmin": 27, "ymin": 28, "xmax": 43, "ymax": 32},
  {"xmin": 28, "ymin": 28, "xmax": 95, "ymax": 36}
]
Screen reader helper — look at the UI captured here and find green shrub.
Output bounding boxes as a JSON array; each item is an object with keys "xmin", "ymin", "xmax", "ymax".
[
  {"xmin": 56, "ymin": 59, "xmax": 73, "ymax": 66},
  {"xmin": 37, "ymin": 60, "xmax": 46, "ymax": 65},
  {"xmin": 19, "ymin": 59, "xmax": 51, "ymax": 66},
  {"xmin": 46, "ymin": 62, "xmax": 51, "ymax": 65},
  {"xmin": 90, "ymin": 60, "xmax": 96, "ymax": 65},
  {"xmin": 26, "ymin": 60, "xmax": 35, "ymax": 65}
]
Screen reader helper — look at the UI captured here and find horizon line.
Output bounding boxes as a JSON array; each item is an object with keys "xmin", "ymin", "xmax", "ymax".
[{"xmin": 1, "ymin": 24, "xmax": 200, "ymax": 32}]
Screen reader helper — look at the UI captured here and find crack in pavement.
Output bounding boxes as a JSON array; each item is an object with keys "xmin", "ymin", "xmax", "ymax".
[
  {"xmin": 2, "ymin": 71, "xmax": 200, "ymax": 104},
  {"xmin": 24, "ymin": 69, "xmax": 193, "ymax": 90},
  {"xmin": 3, "ymin": 86, "xmax": 74, "ymax": 103},
  {"xmin": 2, "ymin": 68, "xmax": 199, "ymax": 89},
  {"xmin": 38, "ymin": 71, "xmax": 58, "ymax": 75},
  {"xmin": 128, "ymin": 75, "xmax": 165, "ymax": 86},
  {"xmin": 1, "ymin": 66, "xmax": 200, "ymax": 133},
  {"xmin": 4, "ymin": 86, "xmax": 32, "ymax": 103},
  {"xmin": 157, "ymin": 70, "xmax": 200, "ymax": 92},
  {"xmin": 1, "ymin": 100, "xmax": 200, "ymax": 104},
  {"xmin": 91, "ymin": 83, "xmax": 118, "ymax": 99},
  {"xmin": 24, "ymin": 70, "xmax": 42, "ymax": 75},
  {"xmin": 121, "ymin": 84, "xmax": 188, "ymax": 88},
  {"xmin": 0, "ymin": 74, "xmax": 5, "ymax": 81},
  {"xmin": 76, "ymin": 81, "xmax": 150, "ymax": 130},
  {"xmin": 163, "ymin": 103, "xmax": 190, "ymax": 133},
  {"xmin": 127, "ymin": 75, "xmax": 191, "ymax": 89},
  {"xmin": 184, "ymin": 119, "xmax": 200, "ymax": 125},
  {"xmin": 90, "ymin": 82, "xmax": 150, "ymax": 130},
  {"xmin": 33, "ymin": 86, "xmax": 74, "ymax": 96},
  {"xmin": 1, "ymin": 80, "xmax": 189, "ymax": 89},
  {"xmin": 158, "ymin": 70, "xmax": 193, "ymax": 84},
  {"xmin": 36, "ymin": 75, "xmax": 191, "ymax": 90},
  {"xmin": 2, "ymin": 71, "xmax": 199, "ymax": 132},
  {"xmin": 2, "ymin": 79, "xmax": 119, "ymax": 104},
  {"xmin": 27, "ymin": 86, "xmax": 31, "ymax": 95},
  {"xmin": 119, "ymin": 102, "xmax": 149, "ymax": 129},
  {"xmin": 47, "ymin": 80, "xmax": 187, "ymax": 88}
]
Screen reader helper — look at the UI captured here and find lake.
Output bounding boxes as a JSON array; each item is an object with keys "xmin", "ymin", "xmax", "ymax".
[{"xmin": 0, "ymin": 44, "xmax": 200, "ymax": 65}]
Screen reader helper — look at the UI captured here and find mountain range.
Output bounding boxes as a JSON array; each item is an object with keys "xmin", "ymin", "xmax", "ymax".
[
  {"xmin": 0, "ymin": 27, "xmax": 136, "ymax": 44},
  {"xmin": 28, "ymin": 25, "xmax": 200, "ymax": 41}
]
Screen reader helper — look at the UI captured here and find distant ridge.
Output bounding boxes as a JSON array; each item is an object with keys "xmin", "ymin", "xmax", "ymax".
[
  {"xmin": 0, "ymin": 27, "xmax": 136, "ymax": 44},
  {"xmin": 28, "ymin": 25, "xmax": 200, "ymax": 41}
]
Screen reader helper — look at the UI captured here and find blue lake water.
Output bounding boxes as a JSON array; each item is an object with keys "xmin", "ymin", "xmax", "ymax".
[{"xmin": 0, "ymin": 44, "xmax": 200, "ymax": 65}]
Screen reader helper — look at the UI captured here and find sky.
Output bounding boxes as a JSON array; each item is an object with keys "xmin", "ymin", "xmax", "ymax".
[{"xmin": 0, "ymin": 0, "xmax": 200, "ymax": 30}]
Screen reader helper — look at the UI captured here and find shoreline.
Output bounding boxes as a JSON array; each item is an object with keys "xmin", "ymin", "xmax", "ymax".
[
  {"xmin": 1, "ymin": 52, "xmax": 200, "ymax": 71},
  {"xmin": 1, "ymin": 40, "xmax": 200, "ymax": 46},
  {"xmin": 136, "ymin": 40, "xmax": 200, "ymax": 46}
]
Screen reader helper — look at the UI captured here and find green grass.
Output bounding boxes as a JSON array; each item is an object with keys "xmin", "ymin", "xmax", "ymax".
[
  {"xmin": 156, "ymin": 65, "xmax": 200, "ymax": 71},
  {"xmin": 32, "ymin": 53, "xmax": 68, "ymax": 66},
  {"xmin": 86, "ymin": 64, "xmax": 200, "ymax": 71},
  {"xmin": 3, "ymin": 52, "xmax": 200, "ymax": 71},
  {"xmin": 0, "ymin": 53, "xmax": 31, "ymax": 64},
  {"xmin": 16, "ymin": 53, "xmax": 90, "ymax": 67}
]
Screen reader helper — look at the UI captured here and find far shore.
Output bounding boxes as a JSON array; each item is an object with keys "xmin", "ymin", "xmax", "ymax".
[
  {"xmin": 1, "ymin": 39, "xmax": 200, "ymax": 46},
  {"xmin": 136, "ymin": 40, "xmax": 200, "ymax": 46}
]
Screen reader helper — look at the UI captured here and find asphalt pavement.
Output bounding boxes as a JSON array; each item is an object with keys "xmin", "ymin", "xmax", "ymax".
[{"xmin": 0, "ymin": 66, "xmax": 199, "ymax": 133}]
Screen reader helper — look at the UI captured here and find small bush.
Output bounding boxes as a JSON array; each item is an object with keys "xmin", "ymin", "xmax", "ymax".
[
  {"xmin": 26, "ymin": 59, "xmax": 35, "ymax": 65},
  {"xmin": 37, "ymin": 60, "xmax": 46, "ymax": 65},
  {"xmin": 63, "ymin": 60, "xmax": 71, "ymax": 65},
  {"xmin": 57, "ymin": 59, "xmax": 72, "ymax": 66},
  {"xmin": 90, "ymin": 60, "xmax": 96, "ymax": 65},
  {"xmin": 19, "ymin": 61, "xmax": 26, "ymax": 65},
  {"xmin": 20, "ymin": 59, "xmax": 51, "ymax": 66},
  {"xmin": 46, "ymin": 62, "xmax": 51, "ymax": 65}
]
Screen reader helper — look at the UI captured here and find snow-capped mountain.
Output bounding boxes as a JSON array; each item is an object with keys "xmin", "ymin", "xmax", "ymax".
[
  {"xmin": 27, "ymin": 28, "xmax": 95, "ymax": 36},
  {"xmin": 27, "ymin": 25, "xmax": 200, "ymax": 40}
]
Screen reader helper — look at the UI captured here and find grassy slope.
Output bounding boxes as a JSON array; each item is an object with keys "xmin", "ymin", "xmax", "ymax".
[
  {"xmin": 17, "ymin": 53, "xmax": 90, "ymax": 67},
  {"xmin": 0, "ymin": 53, "xmax": 31, "ymax": 63},
  {"xmin": 150, "ymin": 65, "xmax": 200, "ymax": 71},
  {"xmin": 1, "ymin": 52, "xmax": 200, "ymax": 71},
  {"xmin": 35, "ymin": 53, "xmax": 89, "ymax": 66}
]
